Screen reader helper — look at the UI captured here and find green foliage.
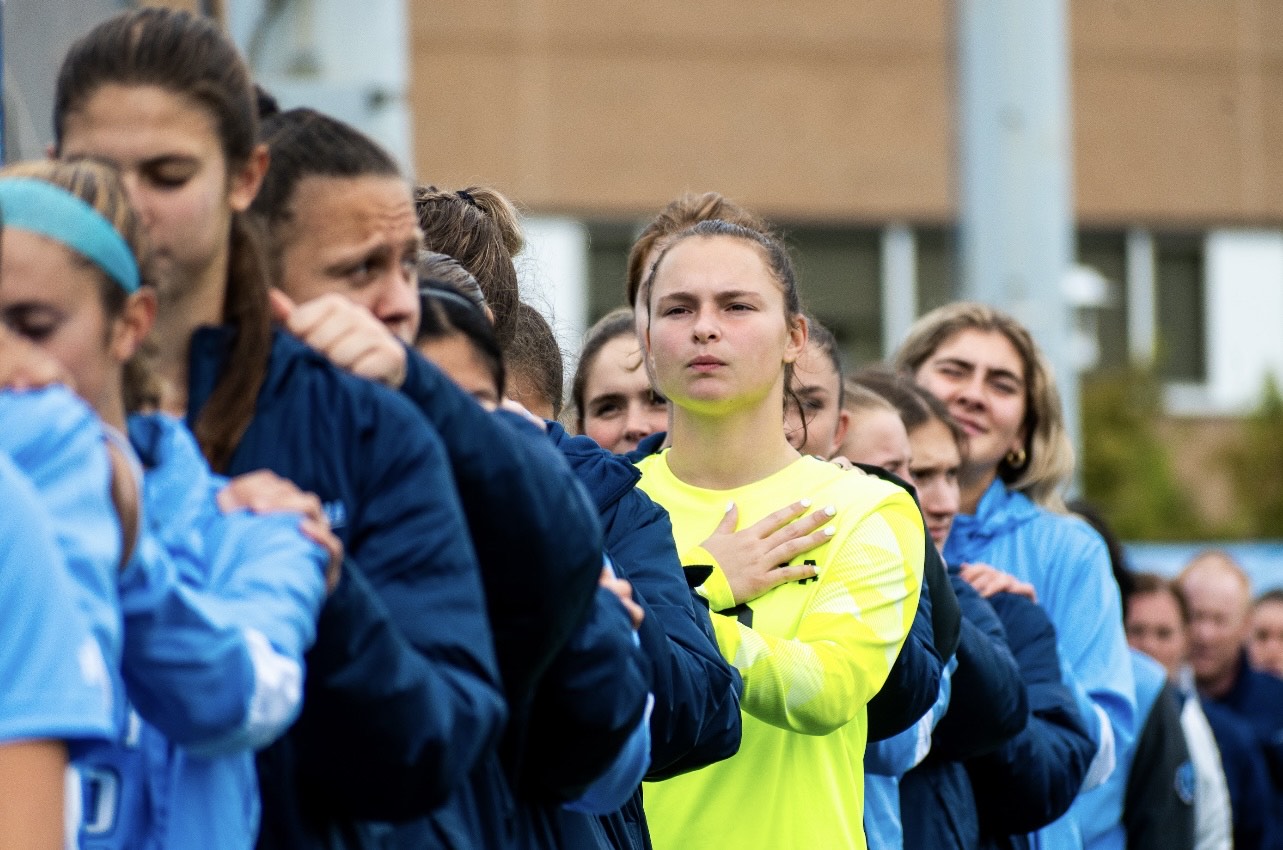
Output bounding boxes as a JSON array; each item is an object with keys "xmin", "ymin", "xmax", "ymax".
[
  {"xmin": 1081, "ymin": 368, "xmax": 1203, "ymax": 540},
  {"xmin": 1223, "ymin": 374, "xmax": 1283, "ymax": 537}
]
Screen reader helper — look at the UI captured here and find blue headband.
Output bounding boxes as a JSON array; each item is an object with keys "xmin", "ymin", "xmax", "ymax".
[{"xmin": 0, "ymin": 177, "xmax": 140, "ymax": 293}]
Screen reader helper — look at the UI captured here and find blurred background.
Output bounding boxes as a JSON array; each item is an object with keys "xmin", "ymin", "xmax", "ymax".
[{"xmin": 6, "ymin": 0, "xmax": 1283, "ymax": 586}]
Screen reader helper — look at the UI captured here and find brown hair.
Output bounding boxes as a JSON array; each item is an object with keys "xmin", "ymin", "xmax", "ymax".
[
  {"xmin": 507, "ymin": 302, "xmax": 564, "ymax": 419},
  {"xmin": 252, "ymin": 107, "xmax": 402, "ymax": 275},
  {"xmin": 626, "ymin": 192, "xmax": 771, "ymax": 306},
  {"xmin": 572, "ymin": 307, "xmax": 644, "ymax": 432},
  {"xmin": 1, "ymin": 158, "xmax": 159, "ymax": 411},
  {"xmin": 418, "ymin": 251, "xmax": 488, "ymax": 314},
  {"xmin": 414, "ymin": 185, "xmax": 523, "ymax": 350},
  {"xmin": 1130, "ymin": 572, "xmax": 1191, "ymax": 625},
  {"xmin": 54, "ymin": 7, "xmax": 271, "ymax": 472},
  {"xmin": 892, "ymin": 302, "xmax": 1074, "ymax": 509}
]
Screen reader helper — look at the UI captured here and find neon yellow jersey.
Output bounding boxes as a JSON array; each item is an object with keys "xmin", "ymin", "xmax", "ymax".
[{"xmin": 637, "ymin": 452, "xmax": 924, "ymax": 850}]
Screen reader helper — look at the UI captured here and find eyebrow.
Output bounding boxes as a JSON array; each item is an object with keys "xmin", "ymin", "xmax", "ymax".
[
  {"xmin": 936, "ymin": 356, "xmax": 1022, "ymax": 384},
  {"xmin": 587, "ymin": 391, "xmax": 626, "ymax": 407}
]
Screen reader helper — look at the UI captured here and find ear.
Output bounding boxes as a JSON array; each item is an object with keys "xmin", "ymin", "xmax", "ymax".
[
  {"xmin": 783, "ymin": 313, "xmax": 809, "ymax": 365},
  {"xmin": 227, "ymin": 143, "xmax": 270, "ymax": 213},
  {"xmin": 831, "ymin": 408, "xmax": 852, "ymax": 459},
  {"xmin": 111, "ymin": 289, "xmax": 158, "ymax": 362}
]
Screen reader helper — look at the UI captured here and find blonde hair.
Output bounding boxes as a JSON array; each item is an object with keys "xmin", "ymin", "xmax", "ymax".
[
  {"xmin": 892, "ymin": 302, "xmax": 1074, "ymax": 509},
  {"xmin": 1, "ymin": 158, "xmax": 160, "ymax": 412}
]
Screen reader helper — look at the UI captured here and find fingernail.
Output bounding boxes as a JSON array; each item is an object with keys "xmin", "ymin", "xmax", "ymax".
[
  {"xmin": 725, "ymin": 500, "xmax": 735, "ymax": 513},
  {"xmin": 800, "ymin": 498, "xmax": 812, "ymax": 508},
  {"xmin": 824, "ymin": 505, "xmax": 837, "ymax": 517},
  {"xmin": 824, "ymin": 526, "xmax": 836, "ymax": 537}
]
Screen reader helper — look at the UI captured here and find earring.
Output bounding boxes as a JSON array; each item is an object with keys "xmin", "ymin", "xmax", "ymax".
[{"xmin": 1005, "ymin": 447, "xmax": 1028, "ymax": 469}]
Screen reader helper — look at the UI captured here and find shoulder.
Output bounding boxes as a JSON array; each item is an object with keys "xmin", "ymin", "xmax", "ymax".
[
  {"xmin": 802, "ymin": 458, "xmax": 917, "ymax": 521},
  {"xmin": 267, "ymin": 330, "xmax": 432, "ymax": 436},
  {"xmin": 0, "ymin": 386, "xmax": 103, "ymax": 459}
]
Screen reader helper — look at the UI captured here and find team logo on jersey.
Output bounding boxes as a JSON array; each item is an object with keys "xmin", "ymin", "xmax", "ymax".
[
  {"xmin": 1174, "ymin": 761, "xmax": 1196, "ymax": 805},
  {"xmin": 795, "ymin": 559, "xmax": 819, "ymax": 585},
  {"xmin": 322, "ymin": 500, "xmax": 348, "ymax": 531}
]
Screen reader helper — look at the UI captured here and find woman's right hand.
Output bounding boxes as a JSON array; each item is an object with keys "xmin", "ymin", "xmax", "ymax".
[
  {"xmin": 701, "ymin": 499, "xmax": 835, "ymax": 606},
  {"xmin": 960, "ymin": 562, "xmax": 1037, "ymax": 602}
]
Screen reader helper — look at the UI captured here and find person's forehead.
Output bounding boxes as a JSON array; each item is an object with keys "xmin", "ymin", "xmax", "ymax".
[
  {"xmin": 289, "ymin": 174, "xmax": 416, "ymax": 234},
  {"xmin": 937, "ymin": 328, "xmax": 1024, "ymax": 372},
  {"xmin": 61, "ymin": 83, "xmax": 221, "ymax": 161}
]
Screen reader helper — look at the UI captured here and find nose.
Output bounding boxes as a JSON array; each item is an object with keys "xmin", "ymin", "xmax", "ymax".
[
  {"xmin": 691, "ymin": 305, "xmax": 720, "ymax": 343},
  {"xmin": 622, "ymin": 404, "xmax": 655, "ymax": 442},
  {"xmin": 375, "ymin": 269, "xmax": 419, "ymax": 343},
  {"xmin": 120, "ymin": 172, "xmax": 156, "ymax": 232}
]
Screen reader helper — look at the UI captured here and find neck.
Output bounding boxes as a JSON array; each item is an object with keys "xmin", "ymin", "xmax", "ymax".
[
  {"xmin": 152, "ymin": 254, "xmax": 230, "ymax": 417},
  {"xmin": 96, "ymin": 389, "xmax": 128, "ymax": 434},
  {"xmin": 1198, "ymin": 658, "xmax": 1242, "ymax": 700},
  {"xmin": 958, "ymin": 464, "xmax": 998, "ymax": 514},
  {"xmin": 666, "ymin": 394, "xmax": 800, "ymax": 490}
]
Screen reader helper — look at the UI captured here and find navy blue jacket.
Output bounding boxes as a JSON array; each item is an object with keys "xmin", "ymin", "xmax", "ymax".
[
  {"xmin": 1202, "ymin": 697, "xmax": 1277, "ymax": 850},
  {"xmin": 1212, "ymin": 654, "xmax": 1283, "ymax": 850},
  {"xmin": 187, "ymin": 328, "xmax": 506, "ymax": 849},
  {"xmin": 551, "ymin": 424, "xmax": 743, "ymax": 849},
  {"xmin": 900, "ymin": 574, "xmax": 1026, "ymax": 850},
  {"xmin": 394, "ymin": 352, "xmax": 646, "ymax": 850},
  {"xmin": 967, "ymin": 591, "xmax": 1096, "ymax": 846}
]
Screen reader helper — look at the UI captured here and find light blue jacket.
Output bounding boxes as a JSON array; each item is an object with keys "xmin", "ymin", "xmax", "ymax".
[
  {"xmin": 79, "ymin": 413, "xmax": 327, "ymax": 850},
  {"xmin": 0, "ymin": 388, "xmax": 125, "ymax": 735},
  {"xmin": 0, "ymin": 449, "xmax": 114, "ymax": 749},
  {"xmin": 863, "ymin": 657, "xmax": 957, "ymax": 849},
  {"xmin": 944, "ymin": 480, "xmax": 1137, "ymax": 850}
]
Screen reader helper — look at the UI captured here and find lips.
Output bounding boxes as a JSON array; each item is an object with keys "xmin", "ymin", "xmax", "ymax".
[
  {"xmin": 952, "ymin": 413, "xmax": 987, "ymax": 436},
  {"xmin": 687, "ymin": 355, "xmax": 725, "ymax": 372}
]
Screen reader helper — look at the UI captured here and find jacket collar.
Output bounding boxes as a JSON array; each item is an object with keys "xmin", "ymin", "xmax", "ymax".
[
  {"xmin": 947, "ymin": 478, "xmax": 1039, "ymax": 553},
  {"xmin": 545, "ymin": 421, "xmax": 641, "ymax": 513}
]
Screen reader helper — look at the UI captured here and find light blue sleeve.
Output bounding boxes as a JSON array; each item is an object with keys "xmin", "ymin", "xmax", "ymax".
[
  {"xmin": 118, "ymin": 415, "xmax": 327, "ymax": 755},
  {"xmin": 1035, "ymin": 519, "xmax": 1137, "ymax": 848},
  {"xmin": 865, "ymin": 655, "xmax": 957, "ymax": 777},
  {"xmin": 0, "ymin": 388, "xmax": 125, "ymax": 735},
  {"xmin": 0, "ymin": 451, "xmax": 114, "ymax": 746}
]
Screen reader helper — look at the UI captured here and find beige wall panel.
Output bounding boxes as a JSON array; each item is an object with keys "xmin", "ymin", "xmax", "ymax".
[
  {"xmin": 412, "ymin": 1, "xmax": 1283, "ymax": 225},
  {"xmin": 533, "ymin": 53, "xmax": 951, "ymax": 220},
  {"xmin": 1073, "ymin": 0, "xmax": 1239, "ymax": 59},
  {"xmin": 1076, "ymin": 64, "xmax": 1254, "ymax": 223},
  {"xmin": 411, "ymin": 0, "xmax": 952, "ymax": 218}
]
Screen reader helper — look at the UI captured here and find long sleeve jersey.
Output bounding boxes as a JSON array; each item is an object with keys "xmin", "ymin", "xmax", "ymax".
[{"xmin": 637, "ymin": 453, "xmax": 923, "ymax": 850}]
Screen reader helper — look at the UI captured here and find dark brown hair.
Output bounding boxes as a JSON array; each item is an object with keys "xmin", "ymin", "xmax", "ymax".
[
  {"xmin": 253, "ymin": 107, "xmax": 402, "ymax": 269},
  {"xmin": 1129, "ymin": 572, "xmax": 1190, "ymax": 625},
  {"xmin": 506, "ymin": 302, "xmax": 564, "ymax": 419},
  {"xmin": 414, "ymin": 185, "xmax": 522, "ymax": 351},
  {"xmin": 418, "ymin": 280, "xmax": 505, "ymax": 400},
  {"xmin": 54, "ymin": 7, "xmax": 271, "ymax": 472},
  {"xmin": 626, "ymin": 192, "xmax": 770, "ymax": 306},
  {"xmin": 572, "ymin": 307, "xmax": 644, "ymax": 431}
]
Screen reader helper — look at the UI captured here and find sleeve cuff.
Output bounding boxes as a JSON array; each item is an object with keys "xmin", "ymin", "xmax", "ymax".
[{"xmin": 681, "ymin": 546, "xmax": 735, "ymax": 611}]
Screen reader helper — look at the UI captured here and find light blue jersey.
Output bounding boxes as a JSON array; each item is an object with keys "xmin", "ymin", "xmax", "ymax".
[
  {"xmin": 0, "ymin": 388, "xmax": 126, "ymax": 736},
  {"xmin": 946, "ymin": 481, "xmax": 1137, "ymax": 850},
  {"xmin": 863, "ymin": 656, "xmax": 956, "ymax": 849},
  {"xmin": 0, "ymin": 450, "xmax": 114, "ymax": 748},
  {"xmin": 78, "ymin": 413, "xmax": 327, "ymax": 850}
]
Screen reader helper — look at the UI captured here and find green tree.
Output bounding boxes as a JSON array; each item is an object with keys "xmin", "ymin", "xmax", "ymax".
[
  {"xmin": 1081, "ymin": 368, "xmax": 1202, "ymax": 539},
  {"xmin": 1223, "ymin": 374, "xmax": 1283, "ymax": 537}
]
